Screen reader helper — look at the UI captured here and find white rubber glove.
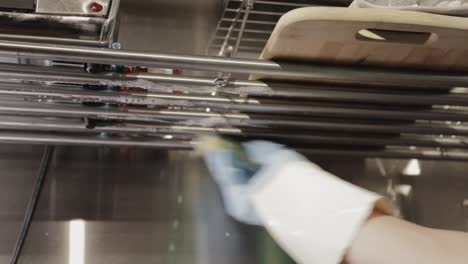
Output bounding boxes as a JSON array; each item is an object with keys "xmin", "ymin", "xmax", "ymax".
[{"xmin": 200, "ymin": 137, "xmax": 393, "ymax": 264}]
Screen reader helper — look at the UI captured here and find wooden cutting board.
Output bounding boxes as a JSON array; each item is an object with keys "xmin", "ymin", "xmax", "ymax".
[{"xmin": 259, "ymin": 7, "xmax": 468, "ymax": 72}]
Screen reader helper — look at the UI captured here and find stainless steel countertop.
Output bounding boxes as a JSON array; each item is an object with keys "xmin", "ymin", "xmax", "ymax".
[{"xmin": 1, "ymin": 144, "xmax": 466, "ymax": 264}]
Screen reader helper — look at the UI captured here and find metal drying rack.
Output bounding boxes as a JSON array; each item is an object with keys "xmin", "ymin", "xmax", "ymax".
[
  {"xmin": 0, "ymin": 0, "xmax": 467, "ymax": 160},
  {"xmin": 209, "ymin": 0, "xmax": 351, "ymax": 57}
]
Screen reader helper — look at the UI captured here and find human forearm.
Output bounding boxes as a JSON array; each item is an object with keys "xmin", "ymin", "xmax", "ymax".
[{"xmin": 346, "ymin": 212, "xmax": 468, "ymax": 264}]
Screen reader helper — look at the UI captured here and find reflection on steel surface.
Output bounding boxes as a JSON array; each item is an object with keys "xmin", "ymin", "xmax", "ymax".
[
  {"xmin": 36, "ymin": 0, "xmax": 111, "ymax": 16},
  {"xmin": 0, "ymin": 0, "xmax": 119, "ymax": 46}
]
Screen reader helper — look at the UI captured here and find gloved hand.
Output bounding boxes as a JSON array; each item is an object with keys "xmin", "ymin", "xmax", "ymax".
[
  {"xmin": 198, "ymin": 136, "xmax": 393, "ymax": 264},
  {"xmin": 198, "ymin": 136, "xmax": 308, "ymax": 225}
]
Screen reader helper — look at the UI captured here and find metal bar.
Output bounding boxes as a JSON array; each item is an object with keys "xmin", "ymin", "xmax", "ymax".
[
  {"xmin": 210, "ymin": 45, "xmax": 263, "ymax": 52},
  {"xmin": 217, "ymin": 27, "xmax": 272, "ymax": 34},
  {"xmin": 243, "ymin": 131, "xmax": 468, "ymax": 149},
  {"xmin": 0, "ymin": 64, "xmax": 460, "ymax": 106},
  {"xmin": 0, "ymin": 82, "xmax": 263, "ymax": 105},
  {"xmin": 4, "ymin": 107, "xmax": 468, "ymax": 137},
  {"xmin": 0, "ymin": 132, "xmax": 193, "ymax": 149},
  {"xmin": 0, "ymin": 115, "xmax": 467, "ymax": 149},
  {"xmin": 218, "ymin": 0, "xmax": 249, "ymax": 56},
  {"xmin": 1, "ymin": 79, "xmax": 468, "ymax": 110},
  {"xmin": 232, "ymin": 0, "xmax": 254, "ymax": 55},
  {"xmin": 221, "ymin": 18, "xmax": 277, "ymax": 25},
  {"xmin": 3, "ymin": 104, "xmax": 468, "ymax": 148},
  {"xmin": 10, "ymin": 145, "xmax": 54, "ymax": 264},
  {"xmin": 1, "ymin": 40, "xmax": 468, "ymax": 88},
  {"xmin": 0, "ymin": 64, "xmax": 112, "ymax": 84},
  {"xmin": 3, "ymin": 65, "xmax": 447, "ymax": 106},
  {"xmin": 0, "ymin": 116, "xmax": 242, "ymax": 135},
  {"xmin": 206, "ymin": 0, "xmax": 233, "ymax": 54},
  {"xmin": 298, "ymin": 147, "xmax": 468, "ymax": 161},
  {"xmin": 0, "ymin": 34, "xmax": 108, "ymax": 47},
  {"xmin": 230, "ymin": 0, "xmax": 311, "ymax": 7},
  {"xmin": 222, "ymin": 84, "xmax": 468, "ymax": 106},
  {"xmin": 226, "ymin": 8, "xmax": 284, "ymax": 16},
  {"xmin": 3, "ymin": 99, "xmax": 468, "ymax": 129},
  {"xmin": 0, "ymin": 65, "xmax": 461, "ymax": 105},
  {"xmin": 101, "ymin": 0, "xmax": 121, "ymax": 44},
  {"xmin": 0, "ymin": 131, "xmax": 466, "ymax": 160},
  {"xmin": 230, "ymin": 0, "xmax": 351, "ymax": 7},
  {"xmin": 5, "ymin": 87, "xmax": 468, "ymax": 121},
  {"xmin": 214, "ymin": 36, "xmax": 268, "ymax": 42},
  {"xmin": 0, "ymin": 40, "xmax": 282, "ymax": 75},
  {"xmin": 243, "ymin": 118, "xmax": 468, "ymax": 136},
  {"xmin": 0, "ymin": 101, "xmax": 250, "ymax": 123}
]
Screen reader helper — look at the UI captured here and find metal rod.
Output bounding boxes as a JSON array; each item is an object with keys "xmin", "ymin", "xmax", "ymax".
[
  {"xmin": 102, "ymin": 0, "xmax": 121, "ymax": 44},
  {"xmin": 226, "ymin": 8, "xmax": 284, "ymax": 16},
  {"xmin": 230, "ymin": 0, "xmax": 311, "ymax": 7},
  {"xmin": 210, "ymin": 44, "xmax": 263, "ymax": 52},
  {"xmin": 0, "ymin": 116, "xmax": 242, "ymax": 135},
  {"xmin": 229, "ymin": 0, "xmax": 351, "ymax": 7},
  {"xmin": 1, "ymin": 115, "xmax": 467, "ymax": 149},
  {"xmin": 0, "ymin": 34, "xmax": 108, "ymax": 47},
  {"xmin": 0, "ymin": 132, "xmax": 192, "ymax": 149},
  {"xmin": 10, "ymin": 145, "xmax": 54, "ymax": 264},
  {"xmin": 207, "ymin": 0, "xmax": 232, "ymax": 53},
  {"xmin": 5, "ymin": 89, "xmax": 468, "ymax": 121},
  {"xmin": 3, "ymin": 107, "xmax": 468, "ymax": 138},
  {"xmin": 298, "ymin": 147, "xmax": 468, "ymax": 161},
  {"xmin": 0, "ymin": 64, "xmax": 112, "ymax": 84},
  {"xmin": 3, "ymin": 100, "xmax": 468, "ymax": 131},
  {"xmin": 233, "ymin": 0, "xmax": 254, "ymax": 55},
  {"xmin": 0, "ymin": 40, "xmax": 282, "ymax": 75},
  {"xmin": 0, "ymin": 63, "xmax": 447, "ymax": 96},
  {"xmin": 245, "ymin": 132, "xmax": 468, "ymax": 149},
  {"xmin": 2, "ymin": 70, "xmax": 468, "ymax": 108},
  {"xmin": 1, "ymin": 40, "xmax": 468, "ymax": 88},
  {"xmin": 0, "ymin": 82, "xmax": 263, "ymax": 105},
  {"xmin": 214, "ymin": 36, "xmax": 268, "ymax": 42},
  {"xmin": 218, "ymin": 0, "xmax": 249, "ymax": 56},
  {"xmin": 217, "ymin": 27, "xmax": 272, "ymax": 34},
  {"xmin": 0, "ymin": 131, "xmax": 466, "ymax": 160},
  {"xmin": 221, "ymin": 18, "xmax": 277, "ymax": 25},
  {"xmin": 0, "ymin": 101, "xmax": 251, "ymax": 123},
  {"xmin": 244, "ymin": 118, "xmax": 468, "ymax": 136},
  {"xmin": 4, "ymin": 64, "xmax": 467, "ymax": 108},
  {"xmin": 0, "ymin": 86, "xmax": 465, "ymax": 120}
]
